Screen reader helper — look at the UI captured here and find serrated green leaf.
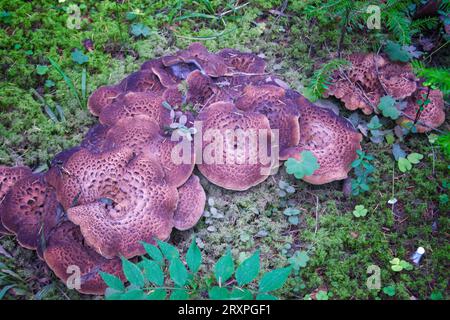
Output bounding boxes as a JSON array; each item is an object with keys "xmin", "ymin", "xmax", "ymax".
[
  {"xmin": 169, "ymin": 257, "xmax": 188, "ymax": 287},
  {"xmin": 121, "ymin": 257, "xmax": 145, "ymax": 288},
  {"xmin": 235, "ymin": 250, "xmax": 260, "ymax": 286},
  {"xmin": 214, "ymin": 248, "xmax": 234, "ymax": 284},
  {"xmin": 285, "ymin": 151, "xmax": 320, "ymax": 179},
  {"xmin": 141, "ymin": 258, "xmax": 164, "ymax": 286},
  {"xmin": 156, "ymin": 239, "xmax": 179, "ymax": 262},
  {"xmin": 186, "ymin": 237, "xmax": 202, "ymax": 274},
  {"xmin": 259, "ymin": 267, "xmax": 291, "ymax": 293},
  {"xmin": 141, "ymin": 242, "xmax": 164, "ymax": 264},
  {"xmin": 100, "ymin": 271, "xmax": 125, "ymax": 292},
  {"xmin": 209, "ymin": 286, "xmax": 230, "ymax": 300}
]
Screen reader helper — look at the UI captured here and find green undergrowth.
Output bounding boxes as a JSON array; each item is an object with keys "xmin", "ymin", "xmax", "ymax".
[{"xmin": 0, "ymin": 0, "xmax": 448, "ymax": 300}]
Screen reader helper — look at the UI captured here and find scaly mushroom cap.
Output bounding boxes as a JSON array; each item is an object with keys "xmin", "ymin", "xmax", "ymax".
[
  {"xmin": 43, "ymin": 221, "xmax": 124, "ymax": 295},
  {"xmin": 235, "ymin": 84, "xmax": 300, "ymax": 153},
  {"xmin": 1, "ymin": 174, "xmax": 60, "ymax": 249},
  {"xmin": 102, "ymin": 115, "xmax": 195, "ymax": 187},
  {"xmin": 325, "ymin": 53, "xmax": 417, "ymax": 114},
  {"xmin": 67, "ymin": 150, "xmax": 179, "ymax": 259},
  {"xmin": 0, "ymin": 166, "xmax": 33, "ymax": 234},
  {"xmin": 281, "ymin": 96, "xmax": 362, "ymax": 184},
  {"xmin": 218, "ymin": 48, "xmax": 266, "ymax": 74},
  {"xmin": 98, "ymin": 91, "xmax": 172, "ymax": 131},
  {"xmin": 87, "ymin": 85, "xmax": 123, "ymax": 117},
  {"xmin": 141, "ymin": 58, "xmax": 180, "ymax": 88},
  {"xmin": 173, "ymin": 175, "xmax": 206, "ymax": 231},
  {"xmin": 119, "ymin": 69, "xmax": 165, "ymax": 93},
  {"xmin": 80, "ymin": 124, "xmax": 110, "ymax": 153},
  {"xmin": 52, "ymin": 147, "xmax": 135, "ymax": 210},
  {"xmin": 197, "ymin": 101, "xmax": 274, "ymax": 191},
  {"xmin": 398, "ymin": 89, "xmax": 446, "ymax": 133},
  {"xmin": 162, "ymin": 42, "xmax": 228, "ymax": 78}
]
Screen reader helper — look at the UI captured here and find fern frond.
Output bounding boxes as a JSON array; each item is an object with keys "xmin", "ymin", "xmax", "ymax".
[
  {"xmin": 411, "ymin": 17, "xmax": 440, "ymax": 34},
  {"xmin": 412, "ymin": 60, "xmax": 450, "ymax": 94},
  {"xmin": 307, "ymin": 59, "xmax": 351, "ymax": 100}
]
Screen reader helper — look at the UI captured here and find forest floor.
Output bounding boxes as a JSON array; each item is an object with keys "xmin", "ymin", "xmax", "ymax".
[{"xmin": 0, "ymin": 1, "xmax": 448, "ymax": 300}]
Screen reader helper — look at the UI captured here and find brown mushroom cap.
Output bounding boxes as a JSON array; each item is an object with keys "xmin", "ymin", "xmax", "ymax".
[
  {"xmin": 281, "ymin": 96, "xmax": 362, "ymax": 184},
  {"xmin": 0, "ymin": 166, "xmax": 33, "ymax": 234},
  {"xmin": 1, "ymin": 174, "xmax": 61, "ymax": 249},
  {"xmin": 67, "ymin": 150, "xmax": 179, "ymax": 259},
  {"xmin": 235, "ymin": 84, "xmax": 301, "ymax": 153},
  {"xmin": 52, "ymin": 146, "xmax": 135, "ymax": 210},
  {"xmin": 325, "ymin": 53, "xmax": 417, "ymax": 115},
  {"xmin": 102, "ymin": 115, "xmax": 195, "ymax": 187},
  {"xmin": 218, "ymin": 48, "xmax": 266, "ymax": 74},
  {"xmin": 88, "ymin": 85, "xmax": 123, "ymax": 117},
  {"xmin": 43, "ymin": 221, "xmax": 124, "ymax": 295},
  {"xmin": 162, "ymin": 42, "xmax": 228, "ymax": 78},
  {"xmin": 119, "ymin": 69, "xmax": 165, "ymax": 93},
  {"xmin": 98, "ymin": 91, "xmax": 172, "ymax": 130},
  {"xmin": 173, "ymin": 175, "xmax": 206, "ymax": 231},
  {"xmin": 196, "ymin": 101, "xmax": 274, "ymax": 191},
  {"xmin": 398, "ymin": 89, "xmax": 446, "ymax": 133}
]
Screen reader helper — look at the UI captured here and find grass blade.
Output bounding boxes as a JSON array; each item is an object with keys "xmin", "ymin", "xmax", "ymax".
[
  {"xmin": 173, "ymin": 26, "xmax": 237, "ymax": 40},
  {"xmin": 47, "ymin": 56, "xmax": 83, "ymax": 109},
  {"xmin": 81, "ymin": 68, "xmax": 87, "ymax": 101}
]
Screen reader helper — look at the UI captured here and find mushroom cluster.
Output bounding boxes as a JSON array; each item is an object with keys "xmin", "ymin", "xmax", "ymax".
[
  {"xmin": 0, "ymin": 43, "xmax": 363, "ymax": 295},
  {"xmin": 324, "ymin": 53, "xmax": 446, "ymax": 131}
]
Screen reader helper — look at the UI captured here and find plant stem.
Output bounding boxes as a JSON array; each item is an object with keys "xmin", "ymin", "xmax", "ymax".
[{"xmin": 413, "ymin": 86, "xmax": 431, "ymax": 125}]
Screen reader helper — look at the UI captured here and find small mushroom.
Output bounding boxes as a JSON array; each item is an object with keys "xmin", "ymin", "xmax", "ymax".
[
  {"xmin": 281, "ymin": 96, "xmax": 362, "ymax": 184},
  {"xmin": 173, "ymin": 175, "xmax": 206, "ymax": 231},
  {"xmin": 43, "ymin": 221, "xmax": 124, "ymax": 295},
  {"xmin": 398, "ymin": 88, "xmax": 445, "ymax": 133}
]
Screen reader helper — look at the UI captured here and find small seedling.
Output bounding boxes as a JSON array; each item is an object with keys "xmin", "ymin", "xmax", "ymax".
[
  {"xmin": 352, "ymin": 205, "xmax": 368, "ymax": 217},
  {"xmin": 397, "ymin": 153, "xmax": 423, "ymax": 173},
  {"xmin": 382, "ymin": 285, "xmax": 396, "ymax": 297},
  {"xmin": 283, "ymin": 207, "xmax": 301, "ymax": 225},
  {"xmin": 288, "ymin": 250, "xmax": 309, "ymax": 273},
  {"xmin": 390, "ymin": 257, "xmax": 413, "ymax": 272},
  {"xmin": 285, "ymin": 151, "xmax": 320, "ymax": 179}
]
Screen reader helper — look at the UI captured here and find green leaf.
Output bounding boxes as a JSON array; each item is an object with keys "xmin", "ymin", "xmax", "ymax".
[
  {"xmin": 288, "ymin": 251, "xmax": 309, "ymax": 271},
  {"xmin": 71, "ymin": 48, "xmax": 89, "ymax": 65},
  {"xmin": 398, "ymin": 157, "xmax": 412, "ymax": 172},
  {"xmin": 390, "ymin": 258, "xmax": 400, "ymax": 265},
  {"xmin": 145, "ymin": 289, "xmax": 166, "ymax": 300},
  {"xmin": 391, "ymin": 264, "xmax": 403, "ymax": 272},
  {"xmin": 259, "ymin": 267, "xmax": 291, "ymax": 293},
  {"xmin": 120, "ymin": 288, "xmax": 145, "ymax": 300},
  {"xmin": 430, "ymin": 291, "xmax": 444, "ymax": 300},
  {"xmin": 36, "ymin": 65, "xmax": 49, "ymax": 75},
  {"xmin": 353, "ymin": 205, "xmax": 368, "ymax": 217},
  {"xmin": 407, "ymin": 153, "xmax": 423, "ymax": 164},
  {"xmin": 284, "ymin": 151, "xmax": 320, "ymax": 179},
  {"xmin": 399, "ymin": 260, "xmax": 413, "ymax": 270},
  {"xmin": 367, "ymin": 115, "xmax": 382, "ymax": 130},
  {"xmin": 156, "ymin": 239, "xmax": 180, "ymax": 262},
  {"xmin": 256, "ymin": 293, "xmax": 278, "ymax": 300},
  {"xmin": 214, "ymin": 248, "xmax": 234, "ymax": 284},
  {"xmin": 44, "ymin": 79, "xmax": 55, "ymax": 88},
  {"xmin": 378, "ymin": 96, "xmax": 400, "ymax": 120},
  {"xmin": 169, "ymin": 257, "xmax": 188, "ymax": 287},
  {"xmin": 131, "ymin": 23, "xmax": 151, "ymax": 37},
  {"xmin": 104, "ymin": 287, "xmax": 123, "ymax": 300},
  {"xmin": 121, "ymin": 257, "xmax": 145, "ymax": 288},
  {"xmin": 229, "ymin": 288, "xmax": 253, "ymax": 300},
  {"xmin": 235, "ymin": 250, "xmax": 260, "ymax": 286},
  {"xmin": 141, "ymin": 242, "xmax": 164, "ymax": 264},
  {"xmin": 316, "ymin": 290, "xmax": 329, "ymax": 300},
  {"xmin": 170, "ymin": 289, "xmax": 190, "ymax": 300},
  {"xmin": 283, "ymin": 208, "xmax": 300, "ymax": 216},
  {"xmin": 186, "ymin": 237, "xmax": 202, "ymax": 274},
  {"xmin": 209, "ymin": 286, "xmax": 230, "ymax": 300},
  {"xmin": 384, "ymin": 41, "xmax": 411, "ymax": 62},
  {"xmin": 141, "ymin": 258, "xmax": 164, "ymax": 286},
  {"xmin": 100, "ymin": 272, "xmax": 125, "ymax": 292},
  {"xmin": 383, "ymin": 285, "xmax": 396, "ymax": 297}
]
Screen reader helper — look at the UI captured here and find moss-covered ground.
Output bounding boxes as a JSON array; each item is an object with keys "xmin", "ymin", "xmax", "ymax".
[{"xmin": 0, "ymin": 1, "xmax": 448, "ymax": 300}]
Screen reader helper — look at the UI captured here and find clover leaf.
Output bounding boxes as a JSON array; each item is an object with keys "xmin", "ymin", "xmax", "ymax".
[{"xmin": 285, "ymin": 151, "xmax": 320, "ymax": 179}]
